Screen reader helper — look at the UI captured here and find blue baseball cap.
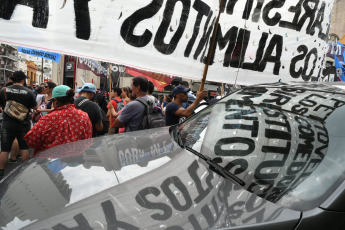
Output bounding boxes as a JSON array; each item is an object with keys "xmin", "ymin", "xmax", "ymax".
[
  {"xmin": 171, "ymin": 85, "xmax": 190, "ymax": 97},
  {"xmin": 77, "ymin": 83, "xmax": 97, "ymax": 94}
]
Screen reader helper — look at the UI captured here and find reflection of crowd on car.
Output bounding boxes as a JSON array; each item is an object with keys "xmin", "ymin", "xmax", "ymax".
[{"xmin": 0, "ymin": 71, "xmax": 213, "ymax": 179}]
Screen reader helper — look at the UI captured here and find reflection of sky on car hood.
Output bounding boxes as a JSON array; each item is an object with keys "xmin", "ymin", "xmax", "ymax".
[
  {"xmin": 61, "ymin": 157, "xmax": 171, "ymax": 205},
  {"xmin": 3, "ymin": 217, "xmax": 32, "ymax": 230}
]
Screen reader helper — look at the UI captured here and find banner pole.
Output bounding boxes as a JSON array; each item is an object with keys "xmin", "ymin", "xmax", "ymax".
[
  {"xmin": 199, "ymin": 0, "xmax": 225, "ymax": 92},
  {"xmin": 108, "ymin": 63, "xmax": 113, "ymax": 135},
  {"xmin": 41, "ymin": 57, "xmax": 44, "ymax": 85},
  {"xmin": 221, "ymin": 83, "xmax": 224, "ymax": 97},
  {"xmin": 108, "ymin": 63, "xmax": 112, "ymax": 93}
]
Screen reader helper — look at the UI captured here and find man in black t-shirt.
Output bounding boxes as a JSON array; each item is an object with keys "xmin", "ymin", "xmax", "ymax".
[
  {"xmin": 75, "ymin": 83, "xmax": 103, "ymax": 137},
  {"xmin": 165, "ymin": 85, "xmax": 207, "ymax": 126},
  {"xmin": 0, "ymin": 71, "xmax": 38, "ymax": 179}
]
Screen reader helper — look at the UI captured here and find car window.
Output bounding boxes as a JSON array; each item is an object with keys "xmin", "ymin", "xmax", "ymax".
[{"xmin": 177, "ymin": 84, "xmax": 345, "ymax": 211}]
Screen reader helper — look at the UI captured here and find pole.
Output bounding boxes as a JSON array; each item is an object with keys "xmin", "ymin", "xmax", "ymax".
[
  {"xmin": 108, "ymin": 63, "xmax": 113, "ymax": 135},
  {"xmin": 108, "ymin": 63, "xmax": 112, "ymax": 93},
  {"xmin": 41, "ymin": 57, "xmax": 44, "ymax": 85},
  {"xmin": 221, "ymin": 83, "xmax": 224, "ymax": 97},
  {"xmin": 3, "ymin": 64, "xmax": 6, "ymax": 83},
  {"xmin": 72, "ymin": 57, "xmax": 77, "ymax": 90},
  {"xmin": 199, "ymin": 0, "xmax": 225, "ymax": 92},
  {"xmin": 79, "ymin": 76, "xmax": 86, "ymax": 84}
]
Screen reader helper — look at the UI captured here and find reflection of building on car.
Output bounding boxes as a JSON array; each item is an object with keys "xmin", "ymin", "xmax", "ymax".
[{"xmin": 2, "ymin": 82, "xmax": 345, "ymax": 229}]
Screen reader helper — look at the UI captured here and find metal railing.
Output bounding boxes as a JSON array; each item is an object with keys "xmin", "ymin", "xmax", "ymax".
[
  {"xmin": 0, "ymin": 65, "xmax": 18, "ymax": 72},
  {"xmin": 0, "ymin": 53, "xmax": 18, "ymax": 61}
]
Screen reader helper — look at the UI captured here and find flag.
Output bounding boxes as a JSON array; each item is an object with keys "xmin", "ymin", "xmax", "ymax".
[
  {"xmin": 334, "ymin": 54, "xmax": 345, "ymax": 81},
  {"xmin": 125, "ymin": 67, "xmax": 175, "ymax": 92}
]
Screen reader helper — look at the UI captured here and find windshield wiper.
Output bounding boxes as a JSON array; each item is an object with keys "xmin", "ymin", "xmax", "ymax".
[
  {"xmin": 170, "ymin": 124, "xmax": 184, "ymax": 147},
  {"xmin": 170, "ymin": 125, "xmax": 245, "ymax": 186},
  {"xmin": 185, "ymin": 146, "xmax": 245, "ymax": 186}
]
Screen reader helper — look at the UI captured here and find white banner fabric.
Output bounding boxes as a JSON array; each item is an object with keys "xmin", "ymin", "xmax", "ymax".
[{"xmin": 0, "ymin": 0, "xmax": 334, "ymax": 85}]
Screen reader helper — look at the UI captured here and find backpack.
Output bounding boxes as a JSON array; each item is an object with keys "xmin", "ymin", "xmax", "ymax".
[
  {"xmin": 135, "ymin": 98, "xmax": 165, "ymax": 130},
  {"xmin": 76, "ymin": 98, "xmax": 109, "ymax": 136},
  {"xmin": 112, "ymin": 98, "xmax": 125, "ymax": 112},
  {"xmin": 98, "ymin": 108, "xmax": 109, "ymax": 135}
]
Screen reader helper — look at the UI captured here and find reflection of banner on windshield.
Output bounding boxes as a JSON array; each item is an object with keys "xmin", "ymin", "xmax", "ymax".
[
  {"xmin": 0, "ymin": 0, "xmax": 334, "ymax": 84},
  {"xmin": 200, "ymin": 84, "xmax": 345, "ymax": 203},
  {"xmin": 23, "ymin": 152, "xmax": 293, "ymax": 230}
]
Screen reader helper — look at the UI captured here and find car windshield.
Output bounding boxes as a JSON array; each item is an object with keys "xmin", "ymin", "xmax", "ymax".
[{"xmin": 175, "ymin": 83, "xmax": 345, "ymax": 211}]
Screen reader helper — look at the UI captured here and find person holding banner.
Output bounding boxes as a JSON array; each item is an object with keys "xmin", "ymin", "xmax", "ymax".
[
  {"xmin": 165, "ymin": 85, "xmax": 207, "ymax": 126},
  {"xmin": 179, "ymin": 81, "xmax": 196, "ymax": 108}
]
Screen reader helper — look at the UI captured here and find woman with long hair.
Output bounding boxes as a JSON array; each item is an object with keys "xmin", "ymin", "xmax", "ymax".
[
  {"xmin": 121, "ymin": 86, "xmax": 131, "ymax": 104},
  {"xmin": 36, "ymin": 81, "xmax": 57, "ymax": 115}
]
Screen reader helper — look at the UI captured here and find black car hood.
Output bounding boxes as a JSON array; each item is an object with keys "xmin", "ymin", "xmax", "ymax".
[{"xmin": 0, "ymin": 127, "xmax": 300, "ymax": 230}]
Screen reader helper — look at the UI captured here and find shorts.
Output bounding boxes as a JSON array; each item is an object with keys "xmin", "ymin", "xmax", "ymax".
[{"xmin": 1, "ymin": 126, "xmax": 30, "ymax": 152}]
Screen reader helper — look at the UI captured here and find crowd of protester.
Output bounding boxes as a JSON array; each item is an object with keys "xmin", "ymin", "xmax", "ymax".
[{"xmin": 0, "ymin": 71, "xmax": 210, "ymax": 179}]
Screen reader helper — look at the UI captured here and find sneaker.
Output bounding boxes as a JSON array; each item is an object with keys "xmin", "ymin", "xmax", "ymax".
[{"xmin": 7, "ymin": 159, "xmax": 17, "ymax": 164}]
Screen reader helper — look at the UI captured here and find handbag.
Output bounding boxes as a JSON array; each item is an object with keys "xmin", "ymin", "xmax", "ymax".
[
  {"xmin": 3, "ymin": 87, "xmax": 29, "ymax": 121},
  {"xmin": 32, "ymin": 111, "xmax": 42, "ymax": 123},
  {"xmin": 32, "ymin": 95, "xmax": 45, "ymax": 123}
]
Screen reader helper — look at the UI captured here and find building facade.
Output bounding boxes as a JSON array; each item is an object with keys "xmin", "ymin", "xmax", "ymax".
[
  {"xmin": 52, "ymin": 55, "xmax": 105, "ymax": 90},
  {"xmin": 329, "ymin": 0, "xmax": 345, "ymax": 43},
  {"xmin": 26, "ymin": 60, "xmax": 38, "ymax": 85},
  {"xmin": 0, "ymin": 44, "xmax": 18, "ymax": 83},
  {"xmin": 17, "ymin": 52, "xmax": 53, "ymax": 85}
]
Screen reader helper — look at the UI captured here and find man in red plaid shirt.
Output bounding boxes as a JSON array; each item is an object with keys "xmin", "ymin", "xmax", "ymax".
[{"xmin": 25, "ymin": 85, "xmax": 92, "ymax": 155}]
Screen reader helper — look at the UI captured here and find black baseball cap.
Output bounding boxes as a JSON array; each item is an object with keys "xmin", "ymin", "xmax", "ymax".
[
  {"xmin": 171, "ymin": 85, "xmax": 190, "ymax": 97},
  {"xmin": 11, "ymin": 71, "xmax": 29, "ymax": 81}
]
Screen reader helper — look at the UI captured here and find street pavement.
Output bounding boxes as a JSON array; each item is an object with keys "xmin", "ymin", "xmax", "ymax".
[
  {"xmin": 3, "ymin": 149, "xmax": 35, "ymax": 178},
  {"xmin": 6, "ymin": 156, "xmax": 24, "ymax": 173}
]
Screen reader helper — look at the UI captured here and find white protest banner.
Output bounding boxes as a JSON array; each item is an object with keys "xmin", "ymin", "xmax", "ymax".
[
  {"xmin": 77, "ymin": 57, "xmax": 108, "ymax": 78},
  {"xmin": 0, "ymin": 0, "xmax": 334, "ymax": 85}
]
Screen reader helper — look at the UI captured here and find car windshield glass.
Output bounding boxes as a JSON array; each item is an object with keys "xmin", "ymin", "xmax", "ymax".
[{"xmin": 177, "ymin": 83, "xmax": 345, "ymax": 211}]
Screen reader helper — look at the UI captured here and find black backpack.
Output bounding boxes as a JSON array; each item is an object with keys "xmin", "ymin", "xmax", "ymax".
[
  {"xmin": 76, "ymin": 98, "xmax": 109, "ymax": 136},
  {"xmin": 135, "ymin": 98, "xmax": 165, "ymax": 130}
]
